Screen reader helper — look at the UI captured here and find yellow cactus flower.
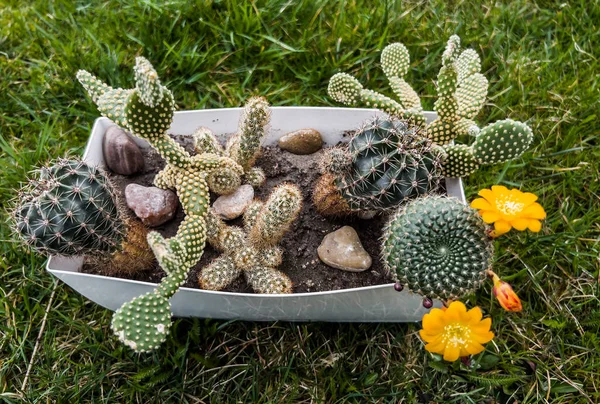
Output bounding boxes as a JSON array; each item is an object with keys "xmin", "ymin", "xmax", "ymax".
[
  {"xmin": 419, "ymin": 301, "xmax": 494, "ymax": 362},
  {"xmin": 470, "ymin": 185, "xmax": 546, "ymax": 236}
]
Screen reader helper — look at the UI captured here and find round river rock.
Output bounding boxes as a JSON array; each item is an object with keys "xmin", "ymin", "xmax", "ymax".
[
  {"xmin": 212, "ymin": 184, "xmax": 254, "ymax": 220},
  {"xmin": 103, "ymin": 125, "xmax": 145, "ymax": 175},
  {"xmin": 125, "ymin": 184, "xmax": 178, "ymax": 227},
  {"xmin": 317, "ymin": 226, "xmax": 372, "ymax": 272},
  {"xmin": 278, "ymin": 128, "xmax": 323, "ymax": 155}
]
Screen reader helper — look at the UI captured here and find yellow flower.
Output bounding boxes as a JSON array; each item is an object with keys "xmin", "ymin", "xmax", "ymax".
[
  {"xmin": 490, "ymin": 272, "xmax": 522, "ymax": 312},
  {"xmin": 419, "ymin": 301, "xmax": 494, "ymax": 362},
  {"xmin": 470, "ymin": 185, "xmax": 546, "ymax": 236}
]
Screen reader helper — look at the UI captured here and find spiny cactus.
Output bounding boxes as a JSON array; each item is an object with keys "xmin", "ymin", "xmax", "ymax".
[
  {"xmin": 382, "ymin": 196, "xmax": 494, "ymax": 302},
  {"xmin": 191, "ymin": 97, "xmax": 271, "ymax": 192},
  {"xmin": 12, "ymin": 158, "xmax": 153, "ymax": 274},
  {"xmin": 313, "ymin": 115, "xmax": 444, "ymax": 215},
  {"xmin": 78, "ymin": 57, "xmax": 246, "ymax": 352},
  {"xmin": 199, "ymin": 183, "xmax": 302, "ymax": 294},
  {"xmin": 328, "ymin": 35, "xmax": 534, "ymax": 178}
]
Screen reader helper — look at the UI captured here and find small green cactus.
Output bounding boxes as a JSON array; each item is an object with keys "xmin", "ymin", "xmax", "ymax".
[
  {"xmin": 199, "ymin": 183, "xmax": 302, "ymax": 294},
  {"xmin": 313, "ymin": 116, "xmax": 444, "ymax": 215},
  {"xmin": 382, "ymin": 196, "xmax": 494, "ymax": 301},
  {"xmin": 327, "ymin": 35, "xmax": 534, "ymax": 178},
  {"xmin": 12, "ymin": 158, "xmax": 154, "ymax": 274}
]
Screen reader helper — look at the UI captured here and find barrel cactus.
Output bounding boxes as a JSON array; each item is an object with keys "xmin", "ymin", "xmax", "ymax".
[
  {"xmin": 382, "ymin": 196, "xmax": 494, "ymax": 302},
  {"xmin": 12, "ymin": 158, "xmax": 153, "ymax": 273},
  {"xmin": 327, "ymin": 35, "xmax": 534, "ymax": 179},
  {"xmin": 313, "ymin": 115, "xmax": 444, "ymax": 216}
]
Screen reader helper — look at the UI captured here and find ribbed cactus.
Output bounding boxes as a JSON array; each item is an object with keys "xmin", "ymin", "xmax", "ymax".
[
  {"xmin": 191, "ymin": 97, "xmax": 271, "ymax": 193},
  {"xmin": 382, "ymin": 196, "xmax": 494, "ymax": 302},
  {"xmin": 313, "ymin": 116, "xmax": 444, "ymax": 215},
  {"xmin": 328, "ymin": 35, "xmax": 534, "ymax": 178},
  {"xmin": 12, "ymin": 158, "xmax": 153, "ymax": 273},
  {"xmin": 78, "ymin": 57, "xmax": 246, "ymax": 352},
  {"xmin": 199, "ymin": 183, "xmax": 302, "ymax": 294}
]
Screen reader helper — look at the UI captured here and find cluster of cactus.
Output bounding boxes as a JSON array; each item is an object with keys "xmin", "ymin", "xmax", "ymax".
[
  {"xmin": 191, "ymin": 96, "xmax": 270, "ymax": 193},
  {"xmin": 199, "ymin": 183, "xmax": 302, "ymax": 294},
  {"xmin": 12, "ymin": 158, "xmax": 153, "ymax": 274},
  {"xmin": 77, "ymin": 57, "xmax": 269, "ymax": 352},
  {"xmin": 381, "ymin": 196, "xmax": 494, "ymax": 302},
  {"xmin": 328, "ymin": 35, "xmax": 534, "ymax": 178},
  {"xmin": 314, "ymin": 116, "xmax": 444, "ymax": 215}
]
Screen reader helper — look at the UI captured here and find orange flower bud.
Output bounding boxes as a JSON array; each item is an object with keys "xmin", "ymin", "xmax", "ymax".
[{"xmin": 491, "ymin": 273, "xmax": 522, "ymax": 312}]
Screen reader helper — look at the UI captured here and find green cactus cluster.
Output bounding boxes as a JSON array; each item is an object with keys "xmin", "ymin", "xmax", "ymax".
[
  {"xmin": 77, "ymin": 57, "xmax": 255, "ymax": 352},
  {"xmin": 381, "ymin": 196, "xmax": 494, "ymax": 301},
  {"xmin": 13, "ymin": 158, "xmax": 124, "ymax": 255},
  {"xmin": 328, "ymin": 35, "xmax": 534, "ymax": 178},
  {"xmin": 199, "ymin": 183, "xmax": 302, "ymax": 294},
  {"xmin": 191, "ymin": 96, "xmax": 271, "ymax": 193},
  {"xmin": 313, "ymin": 116, "xmax": 444, "ymax": 215}
]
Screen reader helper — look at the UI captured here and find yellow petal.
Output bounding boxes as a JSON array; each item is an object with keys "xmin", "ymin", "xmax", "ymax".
[
  {"xmin": 445, "ymin": 301, "xmax": 467, "ymax": 320},
  {"xmin": 467, "ymin": 307, "xmax": 483, "ymax": 324},
  {"xmin": 522, "ymin": 203, "xmax": 546, "ymax": 219},
  {"xmin": 470, "ymin": 317, "xmax": 492, "ymax": 334},
  {"xmin": 528, "ymin": 220, "xmax": 542, "ymax": 232},
  {"xmin": 424, "ymin": 339, "xmax": 446, "ymax": 355},
  {"xmin": 510, "ymin": 218, "xmax": 530, "ymax": 231},
  {"xmin": 422, "ymin": 312, "xmax": 445, "ymax": 333},
  {"xmin": 494, "ymin": 220, "xmax": 512, "ymax": 235},
  {"xmin": 481, "ymin": 211, "xmax": 501, "ymax": 223},
  {"xmin": 470, "ymin": 198, "xmax": 492, "ymax": 210},
  {"xmin": 520, "ymin": 192, "xmax": 538, "ymax": 206},
  {"xmin": 478, "ymin": 188, "xmax": 496, "ymax": 204},
  {"xmin": 472, "ymin": 331, "xmax": 495, "ymax": 344},
  {"xmin": 465, "ymin": 341, "xmax": 485, "ymax": 355},
  {"xmin": 491, "ymin": 185, "xmax": 508, "ymax": 195},
  {"xmin": 443, "ymin": 345, "xmax": 461, "ymax": 362}
]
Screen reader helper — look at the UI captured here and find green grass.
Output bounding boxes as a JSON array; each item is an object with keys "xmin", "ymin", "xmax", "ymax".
[{"xmin": 1, "ymin": 0, "xmax": 599, "ymax": 402}]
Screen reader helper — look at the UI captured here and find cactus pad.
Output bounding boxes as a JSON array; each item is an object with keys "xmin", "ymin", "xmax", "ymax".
[
  {"xmin": 472, "ymin": 119, "xmax": 534, "ymax": 164},
  {"xmin": 441, "ymin": 144, "xmax": 480, "ymax": 178}
]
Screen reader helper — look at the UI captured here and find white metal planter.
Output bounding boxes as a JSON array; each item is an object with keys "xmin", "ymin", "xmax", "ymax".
[{"xmin": 46, "ymin": 107, "xmax": 465, "ymax": 322}]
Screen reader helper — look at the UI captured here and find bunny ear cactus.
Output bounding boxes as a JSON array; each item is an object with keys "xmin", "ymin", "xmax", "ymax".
[
  {"xmin": 12, "ymin": 158, "xmax": 153, "ymax": 274},
  {"xmin": 327, "ymin": 35, "xmax": 534, "ymax": 179},
  {"xmin": 313, "ymin": 115, "xmax": 444, "ymax": 216},
  {"xmin": 78, "ymin": 57, "xmax": 248, "ymax": 352},
  {"xmin": 199, "ymin": 183, "xmax": 302, "ymax": 294},
  {"xmin": 382, "ymin": 196, "xmax": 494, "ymax": 302}
]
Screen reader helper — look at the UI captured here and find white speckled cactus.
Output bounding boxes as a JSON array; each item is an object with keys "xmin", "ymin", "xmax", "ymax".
[
  {"xmin": 199, "ymin": 183, "xmax": 302, "ymax": 294},
  {"xmin": 78, "ymin": 57, "xmax": 247, "ymax": 352},
  {"xmin": 328, "ymin": 35, "xmax": 534, "ymax": 178}
]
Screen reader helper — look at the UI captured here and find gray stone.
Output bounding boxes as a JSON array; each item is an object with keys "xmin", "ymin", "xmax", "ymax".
[
  {"xmin": 278, "ymin": 128, "xmax": 323, "ymax": 155},
  {"xmin": 212, "ymin": 184, "xmax": 254, "ymax": 220},
  {"xmin": 125, "ymin": 184, "xmax": 178, "ymax": 227},
  {"xmin": 103, "ymin": 125, "xmax": 145, "ymax": 175},
  {"xmin": 317, "ymin": 226, "xmax": 372, "ymax": 272}
]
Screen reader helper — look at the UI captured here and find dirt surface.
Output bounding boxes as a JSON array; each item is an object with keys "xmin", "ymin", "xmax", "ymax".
[{"xmin": 84, "ymin": 134, "xmax": 397, "ymax": 293}]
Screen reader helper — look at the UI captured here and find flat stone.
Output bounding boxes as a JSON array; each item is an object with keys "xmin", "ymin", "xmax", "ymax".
[
  {"xmin": 317, "ymin": 226, "xmax": 372, "ymax": 272},
  {"xmin": 278, "ymin": 128, "xmax": 323, "ymax": 155},
  {"xmin": 103, "ymin": 125, "xmax": 145, "ymax": 175},
  {"xmin": 125, "ymin": 184, "xmax": 178, "ymax": 227},
  {"xmin": 212, "ymin": 184, "xmax": 254, "ymax": 220}
]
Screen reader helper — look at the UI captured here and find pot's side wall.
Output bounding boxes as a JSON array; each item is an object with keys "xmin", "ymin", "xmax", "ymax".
[{"xmin": 49, "ymin": 107, "xmax": 456, "ymax": 321}]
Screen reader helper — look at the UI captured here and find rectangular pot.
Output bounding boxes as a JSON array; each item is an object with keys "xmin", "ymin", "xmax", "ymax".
[{"xmin": 47, "ymin": 107, "xmax": 465, "ymax": 322}]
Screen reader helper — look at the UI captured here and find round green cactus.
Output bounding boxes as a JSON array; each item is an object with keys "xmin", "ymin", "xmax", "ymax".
[
  {"xmin": 382, "ymin": 196, "xmax": 494, "ymax": 301},
  {"xmin": 13, "ymin": 158, "xmax": 123, "ymax": 256},
  {"xmin": 472, "ymin": 119, "xmax": 534, "ymax": 164}
]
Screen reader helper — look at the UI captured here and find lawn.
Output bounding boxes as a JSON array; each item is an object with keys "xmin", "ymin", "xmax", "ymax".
[{"xmin": 1, "ymin": 0, "xmax": 599, "ymax": 402}]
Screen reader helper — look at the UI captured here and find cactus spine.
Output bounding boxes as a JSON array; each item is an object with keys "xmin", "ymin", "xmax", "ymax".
[
  {"xmin": 12, "ymin": 158, "xmax": 153, "ymax": 274},
  {"xmin": 78, "ymin": 57, "xmax": 246, "ymax": 352},
  {"xmin": 313, "ymin": 116, "xmax": 444, "ymax": 215},
  {"xmin": 382, "ymin": 196, "xmax": 494, "ymax": 301},
  {"xmin": 199, "ymin": 183, "xmax": 302, "ymax": 294},
  {"xmin": 327, "ymin": 35, "xmax": 534, "ymax": 178}
]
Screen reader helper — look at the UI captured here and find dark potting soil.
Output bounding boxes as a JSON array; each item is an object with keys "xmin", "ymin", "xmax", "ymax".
[{"xmin": 83, "ymin": 134, "xmax": 398, "ymax": 293}]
